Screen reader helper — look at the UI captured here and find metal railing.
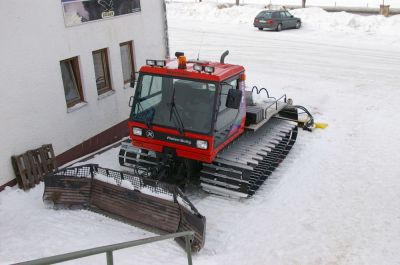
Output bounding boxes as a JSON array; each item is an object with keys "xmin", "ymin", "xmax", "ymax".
[{"xmin": 14, "ymin": 231, "xmax": 195, "ymax": 265}]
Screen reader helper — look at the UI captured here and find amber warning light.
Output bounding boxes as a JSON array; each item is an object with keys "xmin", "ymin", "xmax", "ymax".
[{"xmin": 178, "ymin": 56, "xmax": 187, "ymax": 69}]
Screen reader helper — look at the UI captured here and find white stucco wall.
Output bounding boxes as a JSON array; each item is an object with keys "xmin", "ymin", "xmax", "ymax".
[{"xmin": 0, "ymin": 0, "xmax": 168, "ymax": 186}]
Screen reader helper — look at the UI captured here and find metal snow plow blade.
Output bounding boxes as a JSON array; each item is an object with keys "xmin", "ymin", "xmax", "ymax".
[
  {"xmin": 43, "ymin": 164, "xmax": 206, "ymax": 252},
  {"xmin": 200, "ymin": 117, "xmax": 298, "ymax": 198}
]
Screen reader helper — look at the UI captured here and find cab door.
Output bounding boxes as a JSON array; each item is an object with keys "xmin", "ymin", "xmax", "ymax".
[{"xmin": 213, "ymin": 77, "xmax": 241, "ymax": 148}]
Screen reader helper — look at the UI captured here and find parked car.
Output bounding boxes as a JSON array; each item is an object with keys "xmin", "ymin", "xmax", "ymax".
[{"xmin": 254, "ymin": 10, "xmax": 301, "ymax": 31}]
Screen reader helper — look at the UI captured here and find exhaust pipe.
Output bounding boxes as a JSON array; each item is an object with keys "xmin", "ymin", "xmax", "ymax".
[{"xmin": 220, "ymin": 50, "xmax": 229, "ymax": 64}]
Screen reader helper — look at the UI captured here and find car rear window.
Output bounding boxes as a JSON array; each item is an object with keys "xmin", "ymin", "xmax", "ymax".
[{"xmin": 256, "ymin": 11, "xmax": 273, "ymax": 19}]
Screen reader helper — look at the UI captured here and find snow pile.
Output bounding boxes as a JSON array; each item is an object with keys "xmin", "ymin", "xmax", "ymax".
[
  {"xmin": 168, "ymin": 2, "xmax": 400, "ymax": 37},
  {"xmin": 291, "ymin": 7, "xmax": 400, "ymax": 36},
  {"xmin": 167, "ymin": 2, "xmax": 264, "ymax": 24}
]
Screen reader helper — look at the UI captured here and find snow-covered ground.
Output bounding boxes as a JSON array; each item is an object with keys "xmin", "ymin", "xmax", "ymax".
[{"xmin": 2, "ymin": 3, "xmax": 400, "ymax": 265}]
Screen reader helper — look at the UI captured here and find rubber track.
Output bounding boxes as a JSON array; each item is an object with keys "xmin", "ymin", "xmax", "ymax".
[{"xmin": 200, "ymin": 118, "xmax": 298, "ymax": 198}]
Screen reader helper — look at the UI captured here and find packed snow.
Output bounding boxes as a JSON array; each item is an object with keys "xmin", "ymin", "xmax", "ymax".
[
  {"xmin": 168, "ymin": 2, "xmax": 400, "ymax": 39},
  {"xmin": 2, "ymin": 2, "xmax": 400, "ymax": 265}
]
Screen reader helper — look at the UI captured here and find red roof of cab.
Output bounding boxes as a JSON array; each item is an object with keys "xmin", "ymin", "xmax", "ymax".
[{"xmin": 139, "ymin": 59, "xmax": 245, "ymax": 82}]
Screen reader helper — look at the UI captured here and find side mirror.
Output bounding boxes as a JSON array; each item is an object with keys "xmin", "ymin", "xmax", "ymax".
[
  {"xmin": 128, "ymin": 96, "xmax": 134, "ymax": 107},
  {"xmin": 130, "ymin": 76, "xmax": 136, "ymax": 89},
  {"xmin": 130, "ymin": 72, "xmax": 139, "ymax": 89},
  {"xmin": 226, "ymin": 89, "xmax": 242, "ymax": 109}
]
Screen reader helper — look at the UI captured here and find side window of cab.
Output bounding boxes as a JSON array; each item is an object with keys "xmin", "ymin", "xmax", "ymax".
[{"xmin": 214, "ymin": 78, "xmax": 240, "ymax": 147}]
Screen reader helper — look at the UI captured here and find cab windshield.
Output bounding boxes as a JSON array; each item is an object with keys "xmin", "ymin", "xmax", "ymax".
[{"xmin": 131, "ymin": 74, "xmax": 217, "ymax": 134}]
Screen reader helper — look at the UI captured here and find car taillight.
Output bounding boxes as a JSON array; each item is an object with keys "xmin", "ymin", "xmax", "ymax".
[{"xmin": 267, "ymin": 19, "xmax": 273, "ymax": 24}]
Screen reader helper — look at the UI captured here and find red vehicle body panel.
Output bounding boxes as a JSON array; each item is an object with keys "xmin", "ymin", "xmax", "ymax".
[{"xmin": 140, "ymin": 60, "xmax": 245, "ymax": 82}]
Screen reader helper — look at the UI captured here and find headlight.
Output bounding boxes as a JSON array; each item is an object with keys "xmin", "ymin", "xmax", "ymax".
[
  {"xmin": 132, "ymin": 127, "xmax": 142, "ymax": 136},
  {"xmin": 146, "ymin": 60, "xmax": 156, "ymax": 66},
  {"xmin": 156, "ymin": 60, "xmax": 166, "ymax": 67},
  {"xmin": 193, "ymin": 64, "xmax": 203, "ymax": 72},
  {"xmin": 204, "ymin": 66, "xmax": 215, "ymax": 74},
  {"xmin": 196, "ymin": 140, "xmax": 208, "ymax": 150}
]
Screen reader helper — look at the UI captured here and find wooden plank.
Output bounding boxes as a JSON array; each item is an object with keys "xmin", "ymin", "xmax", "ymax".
[
  {"xmin": 43, "ymin": 175, "xmax": 91, "ymax": 206},
  {"xmin": 92, "ymin": 196, "xmax": 180, "ymax": 232},
  {"xmin": 91, "ymin": 180, "xmax": 181, "ymax": 232},
  {"xmin": 39, "ymin": 144, "xmax": 57, "ymax": 175},
  {"xmin": 27, "ymin": 150, "xmax": 42, "ymax": 184},
  {"xmin": 90, "ymin": 192, "xmax": 180, "ymax": 224},
  {"xmin": 91, "ymin": 188, "xmax": 180, "ymax": 220},
  {"xmin": 11, "ymin": 154, "xmax": 34, "ymax": 190},
  {"xmin": 11, "ymin": 144, "xmax": 57, "ymax": 191}
]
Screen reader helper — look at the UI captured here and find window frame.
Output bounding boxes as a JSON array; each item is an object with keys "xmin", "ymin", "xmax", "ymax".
[
  {"xmin": 60, "ymin": 57, "xmax": 84, "ymax": 108},
  {"xmin": 92, "ymin": 48, "xmax": 113, "ymax": 95},
  {"xmin": 213, "ymin": 75, "xmax": 241, "ymax": 147},
  {"xmin": 218, "ymin": 79, "xmax": 238, "ymax": 114},
  {"xmin": 119, "ymin": 41, "xmax": 135, "ymax": 84},
  {"xmin": 214, "ymin": 77, "xmax": 240, "ymax": 131}
]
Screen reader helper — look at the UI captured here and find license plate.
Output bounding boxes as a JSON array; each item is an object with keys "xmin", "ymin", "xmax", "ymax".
[{"xmin": 259, "ymin": 20, "xmax": 266, "ymax": 23}]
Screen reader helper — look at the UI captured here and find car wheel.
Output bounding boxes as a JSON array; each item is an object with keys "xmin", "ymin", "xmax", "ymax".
[
  {"xmin": 295, "ymin": 21, "xmax": 301, "ymax": 29},
  {"xmin": 276, "ymin": 23, "xmax": 282, "ymax": 32},
  {"xmin": 258, "ymin": 27, "xmax": 263, "ymax": 30}
]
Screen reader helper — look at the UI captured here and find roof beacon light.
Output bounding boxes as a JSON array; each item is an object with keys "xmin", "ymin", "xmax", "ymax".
[
  {"xmin": 156, "ymin": 60, "xmax": 166, "ymax": 67},
  {"xmin": 193, "ymin": 64, "xmax": 203, "ymax": 72},
  {"xmin": 146, "ymin": 60, "xmax": 156, "ymax": 66},
  {"xmin": 178, "ymin": 56, "xmax": 187, "ymax": 69},
  {"xmin": 204, "ymin": 66, "xmax": 215, "ymax": 74}
]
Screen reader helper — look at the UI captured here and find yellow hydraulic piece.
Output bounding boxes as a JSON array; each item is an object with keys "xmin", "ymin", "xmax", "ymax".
[
  {"xmin": 291, "ymin": 105, "xmax": 327, "ymax": 131},
  {"xmin": 298, "ymin": 119, "xmax": 328, "ymax": 130},
  {"xmin": 314, "ymin": 122, "xmax": 328, "ymax": 129}
]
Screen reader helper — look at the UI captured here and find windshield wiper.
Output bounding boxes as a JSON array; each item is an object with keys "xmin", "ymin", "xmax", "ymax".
[{"xmin": 169, "ymin": 85, "xmax": 185, "ymax": 135}]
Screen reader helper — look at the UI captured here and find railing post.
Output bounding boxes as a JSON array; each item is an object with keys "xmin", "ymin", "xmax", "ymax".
[
  {"xmin": 185, "ymin": 235, "xmax": 193, "ymax": 265},
  {"xmin": 106, "ymin": 251, "xmax": 113, "ymax": 265}
]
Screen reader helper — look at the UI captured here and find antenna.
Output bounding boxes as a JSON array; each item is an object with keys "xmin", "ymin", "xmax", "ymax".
[{"xmin": 197, "ymin": 31, "xmax": 205, "ymax": 61}]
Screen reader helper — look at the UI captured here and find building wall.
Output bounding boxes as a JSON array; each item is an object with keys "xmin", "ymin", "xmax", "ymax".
[{"xmin": 0, "ymin": 0, "xmax": 168, "ymax": 186}]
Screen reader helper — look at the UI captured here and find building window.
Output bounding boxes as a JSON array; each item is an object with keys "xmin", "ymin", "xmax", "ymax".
[
  {"xmin": 120, "ymin": 41, "xmax": 135, "ymax": 84},
  {"xmin": 92, "ymin": 48, "xmax": 112, "ymax": 95},
  {"xmin": 60, "ymin": 57, "xmax": 84, "ymax": 108}
]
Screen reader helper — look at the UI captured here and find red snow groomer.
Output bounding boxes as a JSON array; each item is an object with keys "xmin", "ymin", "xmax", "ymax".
[
  {"xmin": 43, "ymin": 51, "xmax": 313, "ymax": 252},
  {"xmin": 120, "ymin": 51, "xmax": 312, "ymax": 197}
]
